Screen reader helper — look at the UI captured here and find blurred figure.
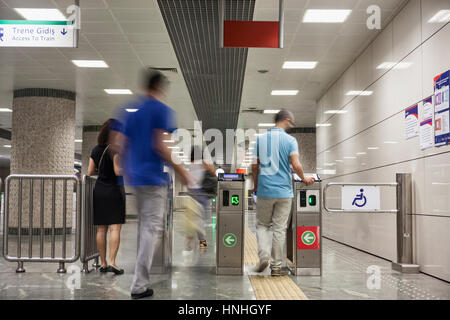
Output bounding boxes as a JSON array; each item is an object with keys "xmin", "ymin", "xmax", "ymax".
[
  {"xmin": 88, "ymin": 119, "xmax": 126, "ymax": 275},
  {"xmin": 111, "ymin": 69, "xmax": 190, "ymax": 300},
  {"xmin": 251, "ymin": 109, "xmax": 314, "ymax": 276},
  {"xmin": 187, "ymin": 146, "xmax": 215, "ymax": 249},
  {"xmin": 215, "ymin": 166, "xmax": 224, "ymax": 177}
]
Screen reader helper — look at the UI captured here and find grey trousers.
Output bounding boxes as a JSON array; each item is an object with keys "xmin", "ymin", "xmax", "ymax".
[
  {"xmin": 256, "ymin": 197, "xmax": 292, "ymax": 270},
  {"xmin": 130, "ymin": 185, "xmax": 167, "ymax": 294}
]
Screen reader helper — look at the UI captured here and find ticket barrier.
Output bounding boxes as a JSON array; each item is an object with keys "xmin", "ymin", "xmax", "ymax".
[
  {"xmin": 216, "ymin": 173, "xmax": 246, "ymax": 275},
  {"xmin": 286, "ymin": 173, "xmax": 322, "ymax": 276}
]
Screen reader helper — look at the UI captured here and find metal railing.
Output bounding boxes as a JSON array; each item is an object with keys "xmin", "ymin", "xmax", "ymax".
[
  {"xmin": 322, "ymin": 173, "xmax": 419, "ymax": 273},
  {"xmin": 80, "ymin": 175, "xmax": 99, "ymax": 273},
  {"xmin": 323, "ymin": 182, "xmax": 399, "ymax": 214},
  {"xmin": 2, "ymin": 174, "xmax": 81, "ymax": 273}
]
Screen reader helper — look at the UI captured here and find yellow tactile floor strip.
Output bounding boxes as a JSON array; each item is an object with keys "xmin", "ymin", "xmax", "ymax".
[{"xmin": 244, "ymin": 227, "xmax": 309, "ymax": 300}]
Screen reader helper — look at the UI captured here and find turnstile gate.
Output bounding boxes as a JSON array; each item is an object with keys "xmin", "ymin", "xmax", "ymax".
[
  {"xmin": 287, "ymin": 173, "xmax": 322, "ymax": 276},
  {"xmin": 216, "ymin": 173, "xmax": 246, "ymax": 275}
]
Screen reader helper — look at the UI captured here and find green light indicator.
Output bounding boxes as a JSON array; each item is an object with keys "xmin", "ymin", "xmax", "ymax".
[
  {"xmin": 231, "ymin": 195, "xmax": 240, "ymax": 205},
  {"xmin": 308, "ymin": 195, "xmax": 316, "ymax": 206},
  {"xmin": 212, "ymin": 198, "xmax": 216, "ymax": 203}
]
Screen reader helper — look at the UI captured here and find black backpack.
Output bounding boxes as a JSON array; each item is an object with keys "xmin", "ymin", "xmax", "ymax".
[{"xmin": 201, "ymin": 171, "xmax": 217, "ymax": 197}]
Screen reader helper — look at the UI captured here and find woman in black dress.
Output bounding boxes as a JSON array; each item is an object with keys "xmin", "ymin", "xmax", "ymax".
[{"xmin": 88, "ymin": 119, "xmax": 126, "ymax": 275}]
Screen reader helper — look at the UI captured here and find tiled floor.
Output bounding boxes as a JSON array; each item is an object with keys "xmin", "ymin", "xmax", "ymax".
[{"xmin": 0, "ymin": 210, "xmax": 448, "ymax": 300}]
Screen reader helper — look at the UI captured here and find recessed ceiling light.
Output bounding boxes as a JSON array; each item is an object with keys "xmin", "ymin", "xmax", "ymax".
[
  {"xmin": 367, "ymin": 147, "xmax": 379, "ymax": 150},
  {"xmin": 344, "ymin": 156, "xmax": 356, "ymax": 159},
  {"xmin": 258, "ymin": 123, "xmax": 275, "ymax": 127},
  {"xmin": 377, "ymin": 62, "xmax": 412, "ymax": 70},
  {"xmin": 74, "ymin": 139, "xmax": 82, "ymax": 143},
  {"xmin": 357, "ymin": 152, "xmax": 367, "ymax": 155},
  {"xmin": 335, "ymin": 160, "xmax": 344, "ymax": 163},
  {"xmin": 105, "ymin": 89, "xmax": 133, "ymax": 95},
  {"xmin": 126, "ymin": 108, "xmax": 138, "ymax": 112},
  {"xmin": 428, "ymin": 10, "xmax": 450, "ymax": 23},
  {"xmin": 303, "ymin": 9, "xmax": 352, "ymax": 23},
  {"xmin": 163, "ymin": 140, "xmax": 175, "ymax": 143},
  {"xmin": 263, "ymin": 109, "xmax": 280, "ymax": 114},
  {"xmin": 72, "ymin": 60, "xmax": 109, "ymax": 68},
  {"xmin": 324, "ymin": 110, "xmax": 347, "ymax": 114},
  {"xmin": 384, "ymin": 141, "xmax": 398, "ymax": 144},
  {"xmin": 168, "ymin": 146, "xmax": 180, "ymax": 149},
  {"xmin": 324, "ymin": 163, "xmax": 336, "ymax": 166},
  {"xmin": 0, "ymin": 108, "xmax": 12, "ymax": 112},
  {"xmin": 346, "ymin": 90, "xmax": 373, "ymax": 96},
  {"xmin": 316, "ymin": 123, "xmax": 332, "ymax": 127},
  {"xmin": 271, "ymin": 90, "xmax": 299, "ymax": 96},
  {"xmin": 282, "ymin": 61, "xmax": 317, "ymax": 69},
  {"xmin": 3, "ymin": 145, "xmax": 11, "ymax": 148},
  {"xmin": 14, "ymin": 8, "xmax": 67, "ymax": 21}
]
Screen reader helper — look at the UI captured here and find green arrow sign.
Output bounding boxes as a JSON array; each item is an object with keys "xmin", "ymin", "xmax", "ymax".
[
  {"xmin": 223, "ymin": 233, "xmax": 237, "ymax": 247},
  {"xmin": 301, "ymin": 231, "xmax": 316, "ymax": 245}
]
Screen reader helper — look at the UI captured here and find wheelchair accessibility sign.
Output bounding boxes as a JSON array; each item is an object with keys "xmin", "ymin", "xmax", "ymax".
[{"xmin": 342, "ymin": 186, "xmax": 380, "ymax": 211}]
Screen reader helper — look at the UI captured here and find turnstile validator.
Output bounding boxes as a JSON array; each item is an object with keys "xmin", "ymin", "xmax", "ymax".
[
  {"xmin": 216, "ymin": 173, "xmax": 246, "ymax": 275},
  {"xmin": 287, "ymin": 173, "xmax": 322, "ymax": 276}
]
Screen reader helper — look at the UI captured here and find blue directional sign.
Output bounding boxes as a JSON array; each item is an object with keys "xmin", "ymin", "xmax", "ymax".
[{"xmin": 0, "ymin": 20, "xmax": 76, "ymax": 47}]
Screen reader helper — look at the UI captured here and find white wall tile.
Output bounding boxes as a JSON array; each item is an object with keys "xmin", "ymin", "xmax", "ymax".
[
  {"xmin": 392, "ymin": 0, "xmax": 421, "ymax": 61},
  {"xmin": 421, "ymin": 0, "xmax": 450, "ymax": 41}
]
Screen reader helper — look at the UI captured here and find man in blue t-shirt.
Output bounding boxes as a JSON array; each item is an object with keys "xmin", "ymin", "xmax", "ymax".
[
  {"xmin": 111, "ymin": 69, "xmax": 190, "ymax": 299},
  {"xmin": 252, "ymin": 110, "xmax": 314, "ymax": 276}
]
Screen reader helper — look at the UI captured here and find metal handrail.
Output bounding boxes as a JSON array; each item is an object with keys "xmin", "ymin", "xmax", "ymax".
[
  {"xmin": 323, "ymin": 182, "xmax": 399, "ymax": 213},
  {"xmin": 80, "ymin": 175, "xmax": 99, "ymax": 273},
  {"xmin": 2, "ymin": 174, "xmax": 81, "ymax": 273}
]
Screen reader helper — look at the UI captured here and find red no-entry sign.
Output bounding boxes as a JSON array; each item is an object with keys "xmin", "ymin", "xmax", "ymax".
[{"xmin": 297, "ymin": 226, "xmax": 320, "ymax": 250}]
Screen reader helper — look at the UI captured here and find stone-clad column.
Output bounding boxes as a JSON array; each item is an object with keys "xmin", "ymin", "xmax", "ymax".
[
  {"xmin": 81, "ymin": 126, "xmax": 100, "ymax": 176},
  {"xmin": 9, "ymin": 88, "xmax": 76, "ymax": 234}
]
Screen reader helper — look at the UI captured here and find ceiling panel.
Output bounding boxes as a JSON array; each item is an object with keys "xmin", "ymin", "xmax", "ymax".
[{"xmin": 239, "ymin": 0, "xmax": 408, "ymax": 130}]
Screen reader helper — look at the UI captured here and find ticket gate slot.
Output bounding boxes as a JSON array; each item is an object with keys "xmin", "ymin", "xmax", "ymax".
[
  {"xmin": 216, "ymin": 173, "xmax": 246, "ymax": 275},
  {"xmin": 287, "ymin": 173, "xmax": 322, "ymax": 276}
]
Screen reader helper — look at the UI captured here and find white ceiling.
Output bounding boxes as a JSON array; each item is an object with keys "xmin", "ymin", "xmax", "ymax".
[
  {"xmin": 0, "ymin": 0, "xmax": 198, "ymax": 155},
  {"xmin": 239, "ymin": 0, "xmax": 407, "ymax": 129},
  {"xmin": 0, "ymin": 0, "xmax": 409, "ymax": 158}
]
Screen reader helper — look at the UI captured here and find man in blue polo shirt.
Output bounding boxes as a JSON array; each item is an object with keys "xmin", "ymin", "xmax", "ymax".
[
  {"xmin": 252, "ymin": 109, "xmax": 314, "ymax": 276},
  {"xmin": 111, "ymin": 69, "xmax": 190, "ymax": 299}
]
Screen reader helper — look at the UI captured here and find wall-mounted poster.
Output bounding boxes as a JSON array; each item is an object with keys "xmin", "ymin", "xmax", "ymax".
[
  {"xmin": 420, "ymin": 96, "xmax": 434, "ymax": 150},
  {"xmin": 405, "ymin": 104, "xmax": 419, "ymax": 139},
  {"xmin": 434, "ymin": 70, "xmax": 450, "ymax": 146}
]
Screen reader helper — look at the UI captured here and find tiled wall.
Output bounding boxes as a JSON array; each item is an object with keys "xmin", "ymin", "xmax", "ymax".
[
  {"xmin": 316, "ymin": 0, "xmax": 450, "ymax": 281},
  {"xmin": 291, "ymin": 132, "xmax": 316, "ymax": 173}
]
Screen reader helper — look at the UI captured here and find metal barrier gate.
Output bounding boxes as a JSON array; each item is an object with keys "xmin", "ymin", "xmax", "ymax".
[
  {"xmin": 323, "ymin": 173, "xmax": 419, "ymax": 273},
  {"xmin": 2, "ymin": 174, "xmax": 81, "ymax": 273},
  {"xmin": 150, "ymin": 176, "xmax": 174, "ymax": 274},
  {"xmin": 287, "ymin": 174, "xmax": 322, "ymax": 276},
  {"xmin": 80, "ymin": 175, "xmax": 99, "ymax": 273},
  {"xmin": 216, "ymin": 173, "xmax": 245, "ymax": 275}
]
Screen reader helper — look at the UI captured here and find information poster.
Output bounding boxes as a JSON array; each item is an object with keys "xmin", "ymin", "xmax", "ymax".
[
  {"xmin": 420, "ymin": 96, "xmax": 434, "ymax": 150},
  {"xmin": 405, "ymin": 104, "xmax": 419, "ymax": 139},
  {"xmin": 434, "ymin": 70, "xmax": 450, "ymax": 146}
]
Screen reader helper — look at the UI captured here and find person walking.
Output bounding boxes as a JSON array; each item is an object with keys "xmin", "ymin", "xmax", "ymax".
[
  {"xmin": 88, "ymin": 119, "xmax": 126, "ymax": 275},
  {"xmin": 187, "ymin": 146, "xmax": 216, "ymax": 249},
  {"xmin": 251, "ymin": 109, "xmax": 315, "ymax": 276},
  {"xmin": 111, "ymin": 69, "xmax": 190, "ymax": 299}
]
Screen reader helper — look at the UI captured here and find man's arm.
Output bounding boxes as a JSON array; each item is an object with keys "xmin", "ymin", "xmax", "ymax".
[
  {"xmin": 290, "ymin": 154, "xmax": 314, "ymax": 186},
  {"xmin": 251, "ymin": 158, "xmax": 259, "ymax": 193},
  {"xmin": 153, "ymin": 129, "xmax": 190, "ymax": 185}
]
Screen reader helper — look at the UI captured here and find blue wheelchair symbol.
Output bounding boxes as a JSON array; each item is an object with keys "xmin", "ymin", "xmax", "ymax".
[
  {"xmin": 352, "ymin": 189, "xmax": 367, "ymax": 207},
  {"xmin": 0, "ymin": 28, "xmax": 4, "ymax": 41}
]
